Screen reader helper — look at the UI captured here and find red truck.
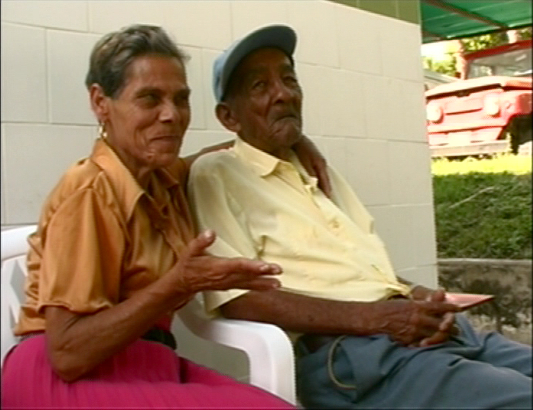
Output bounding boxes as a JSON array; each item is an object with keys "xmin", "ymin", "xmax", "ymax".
[{"xmin": 425, "ymin": 39, "xmax": 532, "ymax": 157}]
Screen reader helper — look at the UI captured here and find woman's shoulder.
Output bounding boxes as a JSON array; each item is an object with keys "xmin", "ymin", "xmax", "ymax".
[{"xmin": 42, "ymin": 157, "xmax": 115, "ymax": 214}]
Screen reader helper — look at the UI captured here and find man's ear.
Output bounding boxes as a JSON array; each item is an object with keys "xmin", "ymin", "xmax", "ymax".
[
  {"xmin": 89, "ymin": 84, "xmax": 110, "ymax": 124},
  {"xmin": 215, "ymin": 102, "xmax": 241, "ymax": 134}
]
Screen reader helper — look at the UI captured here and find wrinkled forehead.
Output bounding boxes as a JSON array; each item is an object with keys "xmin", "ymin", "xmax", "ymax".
[{"xmin": 119, "ymin": 54, "xmax": 189, "ymax": 94}]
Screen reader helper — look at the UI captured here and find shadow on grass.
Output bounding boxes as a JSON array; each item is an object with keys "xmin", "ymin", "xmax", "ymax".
[{"xmin": 433, "ymin": 172, "xmax": 532, "ymax": 259}]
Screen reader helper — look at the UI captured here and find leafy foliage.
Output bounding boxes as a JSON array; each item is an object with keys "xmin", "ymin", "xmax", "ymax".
[
  {"xmin": 423, "ymin": 55, "xmax": 457, "ymax": 77},
  {"xmin": 423, "ymin": 27, "xmax": 532, "ymax": 78},
  {"xmin": 518, "ymin": 27, "xmax": 532, "ymax": 40},
  {"xmin": 432, "ymin": 155, "xmax": 532, "ymax": 260},
  {"xmin": 460, "ymin": 32, "xmax": 508, "ymax": 52}
]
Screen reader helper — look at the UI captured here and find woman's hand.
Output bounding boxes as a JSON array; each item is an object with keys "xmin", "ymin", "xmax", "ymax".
[
  {"xmin": 293, "ymin": 136, "xmax": 332, "ymax": 197},
  {"xmin": 173, "ymin": 230, "xmax": 282, "ymax": 293}
]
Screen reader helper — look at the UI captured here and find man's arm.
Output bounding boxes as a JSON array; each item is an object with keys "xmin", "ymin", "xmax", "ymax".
[
  {"xmin": 182, "ymin": 136, "xmax": 331, "ymax": 196},
  {"xmin": 188, "ymin": 156, "xmax": 458, "ymax": 347},
  {"xmin": 220, "ymin": 289, "xmax": 460, "ymax": 347}
]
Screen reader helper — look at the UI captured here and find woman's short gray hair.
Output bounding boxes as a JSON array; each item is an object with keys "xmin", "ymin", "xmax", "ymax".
[{"xmin": 85, "ymin": 24, "xmax": 188, "ymax": 98}]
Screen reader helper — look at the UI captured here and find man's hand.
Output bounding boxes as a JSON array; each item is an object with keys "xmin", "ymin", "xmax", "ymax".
[
  {"xmin": 173, "ymin": 230, "xmax": 282, "ymax": 293},
  {"xmin": 417, "ymin": 288, "xmax": 459, "ymax": 347},
  {"xmin": 410, "ymin": 284, "xmax": 440, "ymax": 301},
  {"xmin": 293, "ymin": 136, "xmax": 332, "ymax": 197},
  {"xmin": 374, "ymin": 298, "xmax": 461, "ymax": 347}
]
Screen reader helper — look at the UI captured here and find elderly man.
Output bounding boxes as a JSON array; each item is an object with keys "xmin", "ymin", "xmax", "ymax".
[{"xmin": 187, "ymin": 24, "xmax": 532, "ymax": 409}]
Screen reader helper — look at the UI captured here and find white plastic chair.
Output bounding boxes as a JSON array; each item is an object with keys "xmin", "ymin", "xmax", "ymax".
[{"xmin": 1, "ymin": 225, "xmax": 296, "ymax": 405}]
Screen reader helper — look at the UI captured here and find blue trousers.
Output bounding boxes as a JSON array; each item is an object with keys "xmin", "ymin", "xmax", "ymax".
[{"xmin": 295, "ymin": 314, "xmax": 531, "ymax": 409}]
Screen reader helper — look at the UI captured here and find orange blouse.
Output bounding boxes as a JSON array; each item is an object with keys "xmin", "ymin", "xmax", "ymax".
[{"xmin": 15, "ymin": 138, "xmax": 194, "ymax": 335}]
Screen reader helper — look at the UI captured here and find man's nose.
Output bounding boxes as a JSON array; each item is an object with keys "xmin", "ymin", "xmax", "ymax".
[{"xmin": 272, "ymin": 79, "xmax": 295, "ymax": 102}]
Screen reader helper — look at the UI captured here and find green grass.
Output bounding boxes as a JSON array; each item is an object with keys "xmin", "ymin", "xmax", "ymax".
[{"xmin": 432, "ymin": 155, "xmax": 532, "ymax": 260}]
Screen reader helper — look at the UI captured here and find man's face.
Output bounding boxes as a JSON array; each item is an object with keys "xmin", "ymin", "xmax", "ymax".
[{"xmin": 225, "ymin": 47, "xmax": 303, "ymax": 157}]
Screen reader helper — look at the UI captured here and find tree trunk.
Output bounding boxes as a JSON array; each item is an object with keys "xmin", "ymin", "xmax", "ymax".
[
  {"xmin": 453, "ymin": 40, "xmax": 467, "ymax": 79},
  {"xmin": 507, "ymin": 29, "xmax": 520, "ymax": 43}
]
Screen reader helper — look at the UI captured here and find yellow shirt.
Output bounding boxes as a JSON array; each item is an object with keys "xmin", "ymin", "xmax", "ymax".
[
  {"xmin": 15, "ymin": 139, "xmax": 194, "ymax": 335},
  {"xmin": 188, "ymin": 138, "xmax": 411, "ymax": 314}
]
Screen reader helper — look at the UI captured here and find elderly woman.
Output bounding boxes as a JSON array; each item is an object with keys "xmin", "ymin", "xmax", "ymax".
[{"xmin": 1, "ymin": 24, "xmax": 328, "ymax": 408}]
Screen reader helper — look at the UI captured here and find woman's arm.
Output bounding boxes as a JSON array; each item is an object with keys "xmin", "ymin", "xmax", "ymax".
[
  {"xmin": 292, "ymin": 136, "xmax": 332, "ymax": 197},
  {"xmin": 182, "ymin": 140, "xmax": 234, "ymax": 171},
  {"xmin": 45, "ymin": 230, "xmax": 282, "ymax": 382},
  {"xmin": 182, "ymin": 135, "xmax": 332, "ymax": 197}
]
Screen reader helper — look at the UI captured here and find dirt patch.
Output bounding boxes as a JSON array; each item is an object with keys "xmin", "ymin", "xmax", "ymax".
[{"xmin": 438, "ymin": 258, "xmax": 532, "ymax": 345}]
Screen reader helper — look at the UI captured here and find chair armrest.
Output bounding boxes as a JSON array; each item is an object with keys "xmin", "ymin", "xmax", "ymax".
[{"xmin": 177, "ymin": 300, "xmax": 296, "ymax": 405}]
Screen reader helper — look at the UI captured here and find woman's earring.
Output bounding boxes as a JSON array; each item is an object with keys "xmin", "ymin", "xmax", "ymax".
[{"xmin": 98, "ymin": 123, "xmax": 108, "ymax": 140}]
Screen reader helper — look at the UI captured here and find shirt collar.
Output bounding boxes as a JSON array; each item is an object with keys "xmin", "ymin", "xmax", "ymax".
[
  {"xmin": 233, "ymin": 137, "xmax": 318, "ymax": 189},
  {"xmin": 233, "ymin": 137, "xmax": 280, "ymax": 177},
  {"xmin": 90, "ymin": 138, "xmax": 181, "ymax": 221}
]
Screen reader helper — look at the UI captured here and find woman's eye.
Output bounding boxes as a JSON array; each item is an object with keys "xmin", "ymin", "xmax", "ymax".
[
  {"xmin": 176, "ymin": 95, "xmax": 190, "ymax": 107},
  {"xmin": 141, "ymin": 93, "xmax": 159, "ymax": 105}
]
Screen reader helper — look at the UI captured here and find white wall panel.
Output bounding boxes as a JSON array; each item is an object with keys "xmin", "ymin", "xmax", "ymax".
[
  {"xmin": 387, "ymin": 141, "xmax": 433, "ymax": 205},
  {"xmin": 231, "ymin": 0, "xmax": 289, "ymax": 39},
  {"xmin": 368, "ymin": 204, "xmax": 416, "ymax": 271},
  {"xmin": 182, "ymin": 46, "xmax": 207, "ymax": 131},
  {"xmin": 2, "ymin": 124, "xmax": 95, "ymax": 224},
  {"xmin": 47, "ymin": 30, "xmax": 99, "ymax": 125},
  {"xmin": 1, "ymin": 23, "xmax": 47, "ymax": 123},
  {"xmin": 335, "ymin": 5, "xmax": 383, "ymax": 75},
  {"xmin": 379, "ymin": 17, "xmax": 424, "ymax": 82},
  {"xmin": 199, "ymin": 49, "xmax": 226, "ymax": 131},
  {"xmin": 287, "ymin": 0, "xmax": 339, "ymax": 67},
  {"xmin": 1, "ymin": 0, "xmax": 437, "ymax": 376},
  {"xmin": 1, "ymin": 0, "xmax": 88, "ymax": 31},
  {"xmin": 343, "ymin": 138, "xmax": 390, "ymax": 206}
]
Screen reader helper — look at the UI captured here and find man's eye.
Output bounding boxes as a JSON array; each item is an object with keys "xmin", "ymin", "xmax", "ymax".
[
  {"xmin": 284, "ymin": 76, "xmax": 299, "ymax": 85},
  {"xmin": 252, "ymin": 80, "xmax": 266, "ymax": 90}
]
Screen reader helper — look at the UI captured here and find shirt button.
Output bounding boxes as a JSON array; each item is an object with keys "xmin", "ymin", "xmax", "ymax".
[{"xmin": 330, "ymin": 219, "xmax": 340, "ymax": 229}]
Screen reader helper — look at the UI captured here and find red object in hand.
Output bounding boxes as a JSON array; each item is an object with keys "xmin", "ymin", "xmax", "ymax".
[{"xmin": 445, "ymin": 292, "xmax": 495, "ymax": 310}]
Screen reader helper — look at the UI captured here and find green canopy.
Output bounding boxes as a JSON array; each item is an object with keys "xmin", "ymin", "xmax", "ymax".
[{"xmin": 422, "ymin": 0, "xmax": 532, "ymax": 43}]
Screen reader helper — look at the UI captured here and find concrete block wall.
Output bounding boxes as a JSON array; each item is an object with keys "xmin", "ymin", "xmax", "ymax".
[{"xmin": 1, "ymin": 0, "xmax": 435, "ymax": 380}]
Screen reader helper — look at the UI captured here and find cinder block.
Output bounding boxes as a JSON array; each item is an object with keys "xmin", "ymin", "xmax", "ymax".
[
  {"xmin": 89, "ymin": 1, "xmax": 233, "ymax": 50},
  {"xmin": 1, "ymin": 0, "xmax": 88, "ymax": 31},
  {"xmin": 1, "ymin": 23, "xmax": 47, "ymax": 123},
  {"xmin": 2, "ymin": 124, "xmax": 95, "ymax": 224},
  {"xmin": 287, "ymin": 0, "xmax": 339, "ymax": 67},
  {"xmin": 201, "ymin": 49, "xmax": 226, "ymax": 131},
  {"xmin": 47, "ymin": 30, "xmax": 100, "ymax": 125},
  {"xmin": 320, "ymin": 69, "xmax": 366, "ymax": 138},
  {"xmin": 231, "ymin": 1, "xmax": 289, "ymax": 39},
  {"xmin": 297, "ymin": 63, "xmax": 329, "ymax": 136},
  {"xmin": 334, "ymin": 5, "xmax": 382, "ymax": 75},
  {"xmin": 379, "ymin": 18, "xmax": 423, "ymax": 82},
  {"xmin": 411, "ymin": 204, "xmax": 438, "ymax": 266},
  {"xmin": 88, "ymin": 1, "xmax": 172, "ymax": 34},
  {"xmin": 343, "ymin": 139, "xmax": 390, "ymax": 206},
  {"xmin": 182, "ymin": 46, "xmax": 206, "ymax": 131},
  {"xmin": 387, "ymin": 141, "xmax": 433, "ymax": 205},
  {"xmin": 369, "ymin": 204, "xmax": 416, "ymax": 271}
]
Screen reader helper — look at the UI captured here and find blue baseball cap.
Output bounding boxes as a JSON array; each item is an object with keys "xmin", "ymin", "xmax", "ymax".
[{"xmin": 212, "ymin": 24, "xmax": 297, "ymax": 103}]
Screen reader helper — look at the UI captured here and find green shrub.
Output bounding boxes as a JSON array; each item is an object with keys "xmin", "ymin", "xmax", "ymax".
[{"xmin": 432, "ymin": 155, "xmax": 532, "ymax": 260}]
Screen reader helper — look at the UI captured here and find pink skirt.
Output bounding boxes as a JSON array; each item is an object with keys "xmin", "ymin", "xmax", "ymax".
[{"xmin": 2, "ymin": 335, "xmax": 293, "ymax": 409}]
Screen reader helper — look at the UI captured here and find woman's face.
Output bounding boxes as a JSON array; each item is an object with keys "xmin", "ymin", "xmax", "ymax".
[{"xmin": 94, "ymin": 54, "xmax": 191, "ymax": 180}]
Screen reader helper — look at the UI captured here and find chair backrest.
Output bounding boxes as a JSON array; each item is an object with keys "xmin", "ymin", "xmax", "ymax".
[{"xmin": 1, "ymin": 225, "xmax": 38, "ymax": 366}]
